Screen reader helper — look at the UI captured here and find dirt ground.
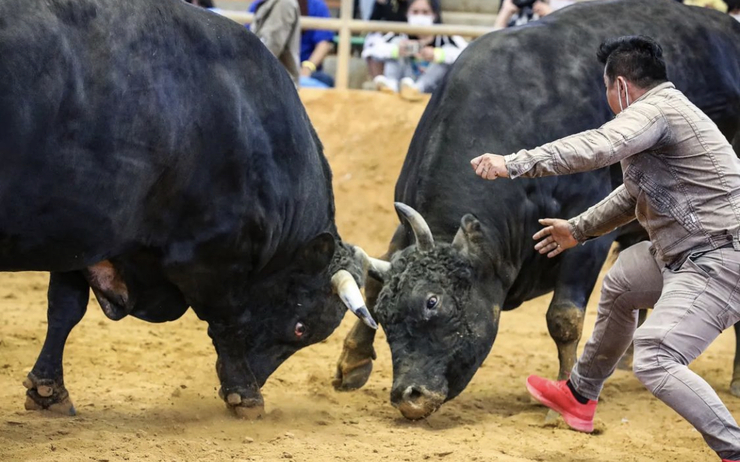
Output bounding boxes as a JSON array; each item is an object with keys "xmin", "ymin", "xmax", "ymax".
[{"xmin": 1, "ymin": 89, "xmax": 737, "ymax": 462}]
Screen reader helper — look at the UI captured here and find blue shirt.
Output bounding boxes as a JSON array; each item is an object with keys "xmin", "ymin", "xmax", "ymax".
[{"xmin": 248, "ymin": 0, "xmax": 334, "ymax": 63}]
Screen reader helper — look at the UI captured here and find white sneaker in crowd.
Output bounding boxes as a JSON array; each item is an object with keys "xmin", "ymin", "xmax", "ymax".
[
  {"xmin": 399, "ymin": 77, "xmax": 423, "ymax": 101},
  {"xmin": 373, "ymin": 75, "xmax": 399, "ymax": 93}
]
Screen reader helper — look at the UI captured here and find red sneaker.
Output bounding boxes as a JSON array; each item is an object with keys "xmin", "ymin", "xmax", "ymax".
[{"xmin": 525, "ymin": 375, "xmax": 597, "ymax": 433}]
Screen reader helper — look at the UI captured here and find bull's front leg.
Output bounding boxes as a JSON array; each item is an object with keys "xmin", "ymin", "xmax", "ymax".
[
  {"xmin": 24, "ymin": 271, "xmax": 89, "ymax": 415},
  {"xmin": 334, "ymin": 229, "xmax": 407, "ymax": 391},
  {"xmin": 546, "ymin": 300, "xmax": 586, "ymax": 381},
  {"xmin": 547, "ymin": 238, "xmax": 613, "ymax": 381},
  {"xmin": 332, "ymin": 275, "xmax": 380, "ymax": 391},
  {"xmin": 207, "ymin": 322, "xmax": 264, "ymax": 419}
]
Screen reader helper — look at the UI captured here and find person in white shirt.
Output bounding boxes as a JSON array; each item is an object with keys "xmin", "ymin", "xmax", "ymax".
[{"xmin": 361, "ymin": 0, "xmax": 467, "ymax": 100}]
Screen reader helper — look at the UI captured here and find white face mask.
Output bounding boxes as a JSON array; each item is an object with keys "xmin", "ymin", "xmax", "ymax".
[
  {"xmin": 407, "ymin": 14, "xmax": 434, "ymax": 26},
  {"xmin": 732, "ymin": 13, "xmax": 740, "ymax": 22},
  {"xmin": 617, "ymin": 78, "xmax": 631, "ymax": 112}
]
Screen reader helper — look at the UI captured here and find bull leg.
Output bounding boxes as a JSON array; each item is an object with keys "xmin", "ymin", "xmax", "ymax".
[
  {"xmin": 207, "ymin": 323, "xmax": 264, "ymax": 419},
  {"xmin": 332, "ymin": 275, "xmax": 381, "ymax": 390},
  {"xmin": 616, "ymin": 308, "xmax": 648, "ymax": 370},
  {"xmin": 546, "ymin": 300, "xmax": 586, "ymax": 381},
  {"xmin": 541, "ymin": 242, "xmax": 609, "ymax": 423},
  {"xmin": 24, "ymin": 271, "xmax": 89, "ymax": 416},
  {"xmin": 548, "ymin": 236, "xmax": 614, "ymax": 377},
  {"xmin": 333, "ymin": 225, "xmax": 407, "ymax": 391}
]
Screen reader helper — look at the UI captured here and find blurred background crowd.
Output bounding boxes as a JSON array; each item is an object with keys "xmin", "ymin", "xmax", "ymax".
[{"xmin": 186, "ymin": 0, "xmax": 740, "ymax": 99}]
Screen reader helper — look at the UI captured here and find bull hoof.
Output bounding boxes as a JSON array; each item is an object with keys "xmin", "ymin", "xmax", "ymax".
[
  {"xmin": 233, "ymin": 403, "xmax": 265, "ymax": 419},
  {"xmin": 22, "ymin": 373, "xmax": 76, "ymax": 416},
  {"xmin": 219, "ymin": 388, "xmax": 265, "ymax": 419},
  {"xmin": 730, "ymin": 379, "xmax": 740, "ymax": 398},
  {"xmin": 332, "ymin": 358, "xmax": 373, "ymax": 391},
  {"xmin": 332, "ymin": 342, "xmax": 376, "ymax": 391}
]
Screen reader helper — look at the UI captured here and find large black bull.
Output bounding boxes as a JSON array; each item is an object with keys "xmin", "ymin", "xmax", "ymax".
[
  {"xmin": 0, "ymin": 0, "xmax": 382, "ymax": 417},
  {"xmin": 333, "ymin": 0, "xmax": 740, "ymax": 419}
]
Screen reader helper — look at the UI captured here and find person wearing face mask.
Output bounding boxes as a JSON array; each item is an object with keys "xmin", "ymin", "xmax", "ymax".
[
  {"xmin": 471, "ymin": 35, "xmax": 740, "ymax": 462},
  {"xmin": 361, "ymin": 0, "xmax": 467, "ymax": 100}
]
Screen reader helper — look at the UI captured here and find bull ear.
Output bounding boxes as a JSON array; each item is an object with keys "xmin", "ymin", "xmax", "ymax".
[
  {"xmin": 298, "ymin": 233, "xmax": 336, "ymax": 275},
  {"xmin": 452, "ymin": 214, "xmax": 487, "ymax": 260}
]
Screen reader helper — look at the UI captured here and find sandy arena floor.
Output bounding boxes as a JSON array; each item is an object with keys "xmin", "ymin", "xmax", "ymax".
[{"xmin": 1, "ymin": 89, "xmax": 737, "ymax": 462}]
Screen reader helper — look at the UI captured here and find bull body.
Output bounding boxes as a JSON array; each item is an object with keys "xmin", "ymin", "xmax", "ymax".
[
  {"xmin": 334, "ymin": 0, "xmax": 740, "ymax": 419},
  {"xmin": 0, "ymin": 0, "xmax": 371, "ymax": 417}
]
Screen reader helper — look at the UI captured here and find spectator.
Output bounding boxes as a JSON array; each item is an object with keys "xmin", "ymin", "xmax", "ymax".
[
  {"xmin": 724, "ymin": 0, "xmax": 740, "ymax": 18},
  {"xmin": 493, "ymin": 0, "xmax": 571, "ymax": 29},
  {"xmin": 296, "ymin": 0, "xmax": 336, "ymax": 87},
  {"xmin": 363, "ymin": 0, "xmax": 410, "ymax": 78},
  {"xmin": 186, "ymin": 0, "xmax": 215, "ymax": 7},
  {"xmin": 362, "ymin": 0, "xmax": 467, "ymax": 101},
  {"xmin": 248, "ymin": 0, "xmax": 301, "ymax": 86},
  {"xmin": 356, "ymin": 0, "xmax": 377, "ymax": 20}
]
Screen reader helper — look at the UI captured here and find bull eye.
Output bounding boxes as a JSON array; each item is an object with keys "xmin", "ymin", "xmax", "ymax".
[
  {"xmin": 294, "ymin": 321, "xmax": 306, "ymax": 338},
  {"xmin": 426, "ymin": 295, "xmax": 439, "ymax": 310}
]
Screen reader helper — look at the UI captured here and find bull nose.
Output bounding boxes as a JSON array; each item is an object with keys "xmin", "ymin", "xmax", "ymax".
[
  {"xmin": 402, "ymin": 386, "xmax": 424, "ymax": 403},
  {"xmin": 391, "ymin": 385, "xmax": 445, "ymax": 420}
]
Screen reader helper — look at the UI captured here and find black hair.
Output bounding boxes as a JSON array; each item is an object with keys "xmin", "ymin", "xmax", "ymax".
[
  {"xmin": 725, "ymin": 0, "xmax": 740, "ymax": 11},
  {"xmin": 597, "ymin": 35, "xmax": 668, "ymax": 89}
]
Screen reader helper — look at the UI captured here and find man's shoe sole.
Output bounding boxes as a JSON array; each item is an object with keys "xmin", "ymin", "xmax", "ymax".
[{"xmin": 526, "ymin": 380, "xmax": 594, "ymax": 433}]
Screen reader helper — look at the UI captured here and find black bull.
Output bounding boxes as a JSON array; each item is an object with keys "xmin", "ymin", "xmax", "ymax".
[
  {"xmin": 333, "ymin": 0, "xmax": 740, "ymax": 420},
  {"xmin": 0, "ymin": 0, "xmax": 384, "ymax": 417}
]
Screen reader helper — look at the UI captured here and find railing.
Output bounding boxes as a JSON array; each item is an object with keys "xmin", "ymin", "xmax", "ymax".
[{"xmin": 216, "ymin": 0, "xmax": 494, "ymax": 89}]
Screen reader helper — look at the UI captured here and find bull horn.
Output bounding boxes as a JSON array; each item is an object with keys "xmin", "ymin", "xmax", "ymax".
[
  {"xmin": 353, "ymin": 246, "xmax": 391, "ymax": 280},
  {"xmin": 395, "ymin": 202, "xmax": 434, "ymax": 251},
  {"xmin": 331, "ymin": 270, "xmax": 378, "ymax": 329}
]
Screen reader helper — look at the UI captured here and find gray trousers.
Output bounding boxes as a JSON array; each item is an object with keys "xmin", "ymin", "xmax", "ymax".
[
  {"xmin": 569, "ymin": 240, "xmax": 740, "ymax": 460},
  {"xmin": 383, "ymin": 59, "xmax": 450, "ymax": 94}
]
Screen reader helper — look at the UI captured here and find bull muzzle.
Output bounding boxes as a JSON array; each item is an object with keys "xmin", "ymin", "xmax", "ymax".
[{"xmin": 391, "ymin": 384, "xmax": 446, "ymax": 420}]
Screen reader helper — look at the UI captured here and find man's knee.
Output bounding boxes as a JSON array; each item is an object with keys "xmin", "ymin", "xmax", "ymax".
[
  {"xmin": 632, "ymin": 325, "xmax": 683, "ymax": 391},
  {"xmin": 632, "ymin": 327, "xmax": 661, "ymax": 387}
]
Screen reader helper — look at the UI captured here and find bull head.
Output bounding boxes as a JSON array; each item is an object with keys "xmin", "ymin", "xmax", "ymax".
[{"xmin": 372, "ymin": 203, "xmax": 501, "ymax": 420}]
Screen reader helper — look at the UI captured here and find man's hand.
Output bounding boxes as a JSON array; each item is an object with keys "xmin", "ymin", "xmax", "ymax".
[
  {"xmin": 470, "ymin": 153, "xmax": 509, "ymax": 180},
  {"xmin": 533, "ymin": 218, "xmax": 578, "ymax": 258}
]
